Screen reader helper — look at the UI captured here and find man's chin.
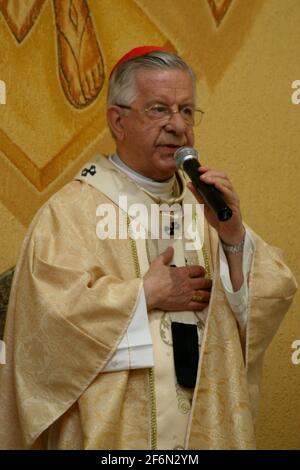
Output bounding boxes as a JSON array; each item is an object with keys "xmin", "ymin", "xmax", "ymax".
[{"xmin": 153, "ymin": 161, "xmax": 177, "ymax": 181}]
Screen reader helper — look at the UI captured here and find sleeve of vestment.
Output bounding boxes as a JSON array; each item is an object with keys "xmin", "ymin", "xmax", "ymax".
[
  {"xmin": 244, "ymin": 227, "xmax": 298, "ymax": 420},
  {"xmin": 219, "ymin": 228, "xmax": 255, "ymax": 331},
  {"xmin": 0, "ymin": 181, "xmax": 142, "ymax": 449}
]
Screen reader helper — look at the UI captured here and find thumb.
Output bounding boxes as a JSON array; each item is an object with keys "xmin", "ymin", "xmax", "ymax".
[{"xmin": 159, "ymin": 246, "xmax": 174, "ymax": 265}]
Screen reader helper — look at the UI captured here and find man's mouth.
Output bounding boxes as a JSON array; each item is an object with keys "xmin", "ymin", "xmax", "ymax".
[{"xmin": 157, "ymin": 144, "xmax": 182, "ymax": 151}]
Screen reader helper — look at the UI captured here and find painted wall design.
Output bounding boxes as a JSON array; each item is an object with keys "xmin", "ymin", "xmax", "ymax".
[{"xmin": 0, "ymin": 0, "xmax": 299, "ymax": 450}]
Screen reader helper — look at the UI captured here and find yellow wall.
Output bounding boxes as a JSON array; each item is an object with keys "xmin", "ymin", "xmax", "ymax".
[{"xmin": 0, "ymin": 0, "xmax": 299, "ymax": 449}]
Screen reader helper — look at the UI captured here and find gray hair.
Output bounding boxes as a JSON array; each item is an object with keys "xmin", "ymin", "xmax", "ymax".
[{"xmin": 107, "ymin": 50, "xmax": 196, "ymax": 106}]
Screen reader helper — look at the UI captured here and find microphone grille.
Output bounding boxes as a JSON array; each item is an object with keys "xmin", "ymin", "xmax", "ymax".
[{"xmin": 174, "ymin": 147, "xmax": 198, "ymax": 168}]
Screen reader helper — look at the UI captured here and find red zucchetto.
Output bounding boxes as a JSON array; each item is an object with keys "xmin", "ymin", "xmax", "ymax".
[{"xmin": 109, "ymin": 45, "xmax": 171, "ymax": 78}]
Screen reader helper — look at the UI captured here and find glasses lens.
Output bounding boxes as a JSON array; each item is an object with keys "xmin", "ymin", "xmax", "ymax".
[
  {"xmin": 180, "ymin": 106, "xmax": 194, "ymax": 126},
  {"xmin": 193, "ymin": 109, "xmax": 204, "ymax": 126},
  {"xmin": 145, "ymin": 104, "xmax": 204, "ymax": 127},
  {"xmin": 146, "ymin": 105, "xmax": 169, "ymax": 120}
]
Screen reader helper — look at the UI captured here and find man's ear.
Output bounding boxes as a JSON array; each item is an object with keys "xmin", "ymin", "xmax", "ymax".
[{"xmin": 106, "ymin": 106, "xmax": 125, "ymax": 141}]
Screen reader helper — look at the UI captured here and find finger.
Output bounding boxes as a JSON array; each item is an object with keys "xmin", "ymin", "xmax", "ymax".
[
  {"xmin": 198, "ymin": 166, "xmax": 211, "ymax": 173},
  {"xmin": 159, "ymin": 246, "xmax": 174, "ymax": 265},
  {"xmin": 188, "ymin": 301, "xmax": 209, "ymax": 311},
  {"xmin": 190, "ymin": 277, "xmax": 213, "ymax": 290},
  {"xmin": 192, "ymin": 171, "xmax": 234, "ymax": 194},
  {"xmin": 187, "ymin": 265, "xmax": 206, "ymax": 278},
  {"xmin": 213, "ymin": 181, "xmax": 240, "ymax": 205},
  {"xmin": 191, "ymin": 290, "xmax": 211, "ymax": 302},
  {"xmin": 200, "ymin": 173, "xmax": 233, "ymax": 190},
  {"xmin": 199, "ymin": 169, "xmax": 228, "ymax": 179}
]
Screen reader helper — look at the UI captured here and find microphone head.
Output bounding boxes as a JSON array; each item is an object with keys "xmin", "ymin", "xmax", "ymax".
[{"xmin": 174, "ymin": 147, "xmax": 199, "ymax": 168}]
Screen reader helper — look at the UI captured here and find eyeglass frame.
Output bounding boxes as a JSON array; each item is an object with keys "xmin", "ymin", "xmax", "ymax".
[{"xmin": 115, "ymin": 102, "xmax": 205, "ymax": 127}]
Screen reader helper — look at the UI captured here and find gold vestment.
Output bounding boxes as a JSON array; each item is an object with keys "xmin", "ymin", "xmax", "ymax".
[{"xmin": 0, "ymin": 156, "xmax": 297, "ymax": 449}]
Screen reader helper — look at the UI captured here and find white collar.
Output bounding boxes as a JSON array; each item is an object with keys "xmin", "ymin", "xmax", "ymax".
[{"xmin": 109, "ymin": 154, "xmax": 176, "ymax": 200}]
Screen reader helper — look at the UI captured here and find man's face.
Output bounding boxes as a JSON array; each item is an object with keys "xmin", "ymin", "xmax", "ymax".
[{"xmin": 115, "ymin": 68, "xmax": 195, "ymax": 181}]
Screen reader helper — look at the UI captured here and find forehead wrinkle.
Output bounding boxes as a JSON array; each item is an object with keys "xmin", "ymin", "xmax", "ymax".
[{"xmin": 136, "ymin": 76, "xmax": 194, "ymax": 105}]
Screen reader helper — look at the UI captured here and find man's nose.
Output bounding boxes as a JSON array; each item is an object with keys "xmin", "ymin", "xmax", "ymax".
[{"xmin": 164, "ymin": 111, "xmax": 188, "ymax": 134}]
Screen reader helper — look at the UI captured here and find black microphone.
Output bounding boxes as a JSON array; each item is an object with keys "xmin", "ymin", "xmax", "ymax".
[{"xmin": 174, "ymin": 147, "xmax": 232, "ymax": 221}]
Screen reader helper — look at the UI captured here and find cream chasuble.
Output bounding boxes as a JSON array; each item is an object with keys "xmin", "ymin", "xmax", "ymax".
[
  {"xmin": 78, "ymin": 155, "xmax": 210, "ymax": 450},
  {"xmin": 0, "ymin": 155, "xmax": 297, "ymax": 450}
]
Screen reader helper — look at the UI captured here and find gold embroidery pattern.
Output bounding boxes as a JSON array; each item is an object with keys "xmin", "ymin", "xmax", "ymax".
[
  {"xmin": 148, "ymin": 368, "xmax": 157, "ymax": 450},
  {"xmin": 202, "ymin": 245, "xmax": 212, "ymax": 279},
  {"xmin": 127, "ymin": 215, "xmax": 157, "ymax": 450},
  {"xmin": 159, "ymin": 312, "xmax": 172, "ymax": 346},
  {"xmin": 175, "ymin": 384, "xmax": 192, "ymax": 415},
  {"xmin": 192, "ymin": 211, "xmax": 212, "ymax": 279}
]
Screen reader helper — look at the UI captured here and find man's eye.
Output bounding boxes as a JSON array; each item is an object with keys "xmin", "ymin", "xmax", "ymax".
[
  {"xmin": 150, "ymin": 105, "xmax": 168, "ymax": 114},
  {"xmin": 181, "ymin": 107, "xmax": 193, "ymax": 117}
]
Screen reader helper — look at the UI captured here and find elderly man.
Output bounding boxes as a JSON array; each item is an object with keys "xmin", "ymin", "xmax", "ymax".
[{"xmin": 0, "ymin": 46, "xmax": 297, "ymax": 450}]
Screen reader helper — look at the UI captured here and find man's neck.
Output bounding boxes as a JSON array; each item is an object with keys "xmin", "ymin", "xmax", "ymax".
[{"xmin": 109, "ymin": 154, "xmax": 176, "ymax": 200}]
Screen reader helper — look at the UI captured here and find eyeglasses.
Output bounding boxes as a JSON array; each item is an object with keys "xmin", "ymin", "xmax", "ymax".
[{"xmin": 116, "ymin": 103, "xmax": 204, "ymax": 127}]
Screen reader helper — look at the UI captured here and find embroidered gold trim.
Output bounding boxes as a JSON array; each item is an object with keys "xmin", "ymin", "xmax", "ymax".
[
  {"xmin": 127, "ymin": 216, "xmax": 157, "ymax": 450},
  {"xmin": 148, "ymin": 368, "xmax": 157, "ymax": 450},
  {"xmin": 202, "ymin": 245, "xmax": 212, "ymax": 279}
]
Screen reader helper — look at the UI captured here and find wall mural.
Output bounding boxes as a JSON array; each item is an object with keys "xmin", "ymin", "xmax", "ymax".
[
  {"xmin": 0, "ymin": 0, "xmax": 234, "ymax": 114},
  {"xmin": 0, "ymin": 0, "xmax": 104, "ymax": 108},
  {"xmin": 207, "ymin": 0, "xmax": 233, "ymax": 26}
]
